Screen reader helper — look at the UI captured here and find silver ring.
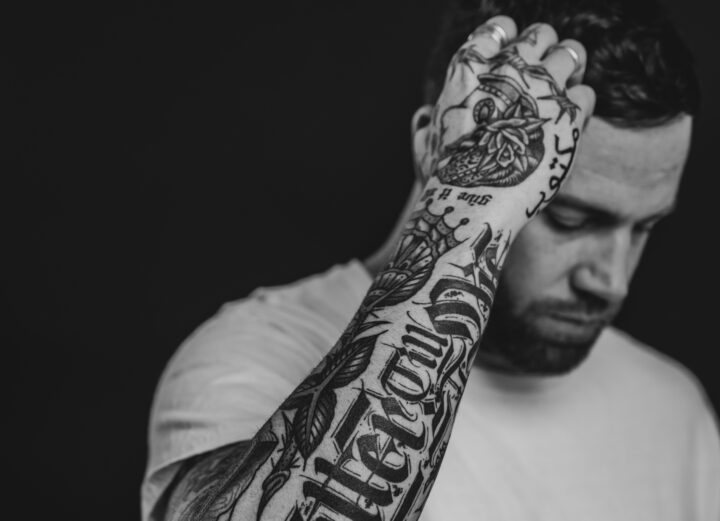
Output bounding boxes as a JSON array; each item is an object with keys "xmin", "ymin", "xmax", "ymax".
[
  {"xmin": 550, "ymin": 44, "xmax": 582, "ymax": 75},
  {"xmin": 467, "ymin": 22, "xmax": 508, "ymax": 47}
]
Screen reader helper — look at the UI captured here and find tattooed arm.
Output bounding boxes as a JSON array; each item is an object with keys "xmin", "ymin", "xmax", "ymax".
[{"xmin": 164, "ymin": 16, "xmax": 595, "ymax": 521}]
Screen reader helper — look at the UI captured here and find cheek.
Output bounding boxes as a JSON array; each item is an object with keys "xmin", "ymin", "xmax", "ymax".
[
  {"xmin": 499, "ymin": 220, "xmax": 580, "ymax": 305},
  {"xmin": 627, "ymin": 235, "xmax": 649, "ymax": 279}
]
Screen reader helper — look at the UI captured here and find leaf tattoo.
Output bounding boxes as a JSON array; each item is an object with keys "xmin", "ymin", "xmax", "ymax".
[
  {"xmin": 364, "ymin": 201, "xmax": 468, "ymax": 309},
  {"xmin": 257, "ymin": 202, "xmax": 469, "ymax": 514},
  {"xmin": 283, "ymin": 333, "xmax": 383, "ymax": 458},
  {"xmin": 256, "ymin": 333, "xmax": 384, "ymax": 515},
  {"xmin": 257, "ymin": 414, "xmax": 297, "ymax": 519}
]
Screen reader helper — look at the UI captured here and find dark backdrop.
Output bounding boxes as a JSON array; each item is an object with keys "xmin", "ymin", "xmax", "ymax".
[{"xmin": 7, "ymin": 1, "xmax": 718, "ymax": 519}]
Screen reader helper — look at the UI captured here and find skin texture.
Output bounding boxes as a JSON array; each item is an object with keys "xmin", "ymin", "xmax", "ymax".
[
  {"xmin": 163, "ymin": 17, "xmax": 599, "ymax": 521},
  {"xmin": 417, "ymin": 115, "xmax": 693, "ymax": 374}
]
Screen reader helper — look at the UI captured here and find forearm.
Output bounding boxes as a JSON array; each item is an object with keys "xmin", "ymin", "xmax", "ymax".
[
  {"xmin": 167, "ymin": 178, "xmax": 519, "ymax": 521},
  {"xmin": 165, "ymin": 15, "xmax": 592, "ymax": 519}
]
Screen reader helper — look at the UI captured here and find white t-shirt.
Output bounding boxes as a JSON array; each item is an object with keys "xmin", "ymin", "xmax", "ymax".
[{"xmin": 143, "ymin": 260, "xmax": 720, "ymax": 521}]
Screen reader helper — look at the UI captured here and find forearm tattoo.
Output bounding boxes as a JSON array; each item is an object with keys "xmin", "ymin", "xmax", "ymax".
[
  {"xmin": 171, "ymin": 27, "xmax": 580, "ymax": 521},
  {"xmin": 176, "ymin": 202, "xmax": 510, "ymax": 521}
]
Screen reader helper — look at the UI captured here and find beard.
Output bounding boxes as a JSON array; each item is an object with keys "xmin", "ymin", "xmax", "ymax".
[{"xmin": 476, "ymin": 287, "xmax": 623, "ymax": 376}]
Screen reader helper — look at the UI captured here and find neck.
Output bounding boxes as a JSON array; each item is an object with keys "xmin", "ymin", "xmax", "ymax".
[{"xmin": 363, "ymin": 181, "xmax": 424, "ymax": 277}]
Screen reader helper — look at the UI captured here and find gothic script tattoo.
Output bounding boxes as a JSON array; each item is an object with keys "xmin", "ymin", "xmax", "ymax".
[
  {"xmin": 257, "ymin": 201, "xmax": 470, "ymax": 517},
  {"xmin": 173, "ymin": 199, "xmax": 511, "ymax": 521},
  {"xmin": 170, "ymin": 26, "xmax": 581, "ymax": 521},
  {"xmin": 264, "ymin": 209, "xmax": 510, "ymax": 521}
]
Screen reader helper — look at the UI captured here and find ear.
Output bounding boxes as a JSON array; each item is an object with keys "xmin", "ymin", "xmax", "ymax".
[{"xmin": 411, "ymin": 104, "xmax": 434, "ymax": 186}]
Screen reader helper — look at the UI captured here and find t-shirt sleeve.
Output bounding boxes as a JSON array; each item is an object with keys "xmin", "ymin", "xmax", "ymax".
[
  {"xmin": 141, "ymin": 261, "xmax": 371, "ymax": 521},
  {"xmin": 690, "ymin": 395, "xmax": 720, "ymax": 520}
]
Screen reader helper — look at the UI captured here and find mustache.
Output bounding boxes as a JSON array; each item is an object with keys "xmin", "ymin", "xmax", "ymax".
[{"xmin": 534, "ymin": 296, "xmax": 622, "ymax": 324}]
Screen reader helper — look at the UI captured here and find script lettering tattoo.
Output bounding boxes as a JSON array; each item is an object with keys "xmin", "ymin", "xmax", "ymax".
[
  {"xmin": 437, "ymin": 187, "xmax": 453, "ymax": 200},
  {"xmin": 170, "ymin": 25, "xmax": 578, "ymax": 521},
  {"xmin": 259, "ymin": 219, "xmax": 510, "ymax": 521},
  {"xmin": 243, "ymin": 204, "xmax": 509, "ymax": 521},
  {"xmin": 253, "ymin": 201, "xmax": 471, "ymax": 519},
  {"xmin": 526, "ymin": 128, "xmax": 580, "ymax": 218},
  {"xmin": 457, "ymin": 191, "xmax": 492, "ymax": 207}
]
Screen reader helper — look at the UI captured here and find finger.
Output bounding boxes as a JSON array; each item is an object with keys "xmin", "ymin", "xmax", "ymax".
[
  {"xmin": 542, "ymin": 39, "xmax": 587, "ymax": 87},
  {"xmin": 508, "ymin": 22, "xmax": 558, "ymax": 62},
  {"xmin": 567, "ymin": 84, "xmax": 596, "ymax": 130},
  {"xmin": 465, "ymin": 15, "xmax": 518, "ymax": 57}
]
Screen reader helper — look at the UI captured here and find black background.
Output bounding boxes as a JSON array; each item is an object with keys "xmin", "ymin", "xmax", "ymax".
[{"xmin": 7, "ymin": 1, "xmax": 718, "ymax": 519}]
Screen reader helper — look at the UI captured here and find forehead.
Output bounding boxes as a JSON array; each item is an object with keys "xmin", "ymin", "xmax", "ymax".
[{"xmin": 559, "ymin": 116, "xmax": 692, "ymax": 219}]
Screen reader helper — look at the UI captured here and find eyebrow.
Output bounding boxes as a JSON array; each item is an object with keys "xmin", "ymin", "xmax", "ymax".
[{"xmin": 550, "ymin": 194, "xmax": 677, "ymax": 223}]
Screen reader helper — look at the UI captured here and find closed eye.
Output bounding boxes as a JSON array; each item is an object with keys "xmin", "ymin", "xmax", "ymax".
[{"xmin": 544, "ymin": 206, "xmax": 591, "ymax": 231}]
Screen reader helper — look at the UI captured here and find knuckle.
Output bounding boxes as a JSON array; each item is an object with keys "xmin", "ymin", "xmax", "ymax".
[
  {"xmin": 481, "ymin": 15, "xmax": 517, "ymax": 41},
  {"xmin": 534, "ymin": 22, "xmax": 558, "ymax": 40},
  {"xmin": 490, "ymin": 15, "xmax": 517, "ymax": 31},
  {"xmin": 562, "ymin": 39, "xmax": 586, "ymax": 57}
]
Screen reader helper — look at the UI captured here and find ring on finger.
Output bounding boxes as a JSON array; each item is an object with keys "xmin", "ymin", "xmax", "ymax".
[
  {"xmin": 548, "ymin": 44, "xmax": 582, "ymax": 75},
  {"xmin": 467, "ymin": 22, "xmax": 509, "ymax": 47}
]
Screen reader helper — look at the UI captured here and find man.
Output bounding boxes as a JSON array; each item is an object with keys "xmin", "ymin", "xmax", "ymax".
[{"xmin": 143, "ymin": 1, "xmax": 720, "ymax": 520}]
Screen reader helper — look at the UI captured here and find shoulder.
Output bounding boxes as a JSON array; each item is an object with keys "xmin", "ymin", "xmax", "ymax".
[
  {"xmin": 143, "ymin": 260, "xmax": 371, "ymax": 519},
  {"xmin": 591, "ymin": 327, "xmax": 720, "ymax": 466},
  {"xmin": 165, "ymin": 259, "xmax": 370, "ymax": 380},
  {"xmin": 147, "ymin": 260, "xmax": 370, "ymax": 471},
  {"xmin": 596, "ymin": 326, "xmax": 715, "ymax": 424},
  {"xmin": 594, "ymin": 328, "xmax": 720, "ymax": 516}
]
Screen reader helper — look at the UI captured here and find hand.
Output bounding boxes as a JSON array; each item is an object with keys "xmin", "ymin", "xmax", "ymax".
[{"xmin": 418, "ymin": 16, "xmax": 596, "ymax": 225}]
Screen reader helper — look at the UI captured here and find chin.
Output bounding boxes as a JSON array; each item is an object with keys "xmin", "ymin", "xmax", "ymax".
[
  {"xmin": 513, "ymin": 340, "xmax": 594, "ymax": 375},
  {"xmin": 477, "ymin": 313, "xmax": 606, "ymax": 376}
]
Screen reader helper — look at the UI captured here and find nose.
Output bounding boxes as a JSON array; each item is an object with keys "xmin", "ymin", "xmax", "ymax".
[{"xmin": 570, "ymin": 228, "xmax": 634, "ymax": 305}]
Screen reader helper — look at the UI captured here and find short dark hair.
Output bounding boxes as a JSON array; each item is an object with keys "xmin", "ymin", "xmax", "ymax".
[{"xmin": 423, "ymin": 0, "xmax": 700, "ymax": 127}]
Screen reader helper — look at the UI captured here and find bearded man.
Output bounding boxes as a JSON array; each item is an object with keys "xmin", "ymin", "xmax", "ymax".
[{"xmin": 143, "ymin": 1, "xmax": 720, "ymax": 520}]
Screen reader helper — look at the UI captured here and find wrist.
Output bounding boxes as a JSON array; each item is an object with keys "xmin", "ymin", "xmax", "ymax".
[{"xmin": 415, "ymin": 178, "xmax": 526, "ymax": 241}]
